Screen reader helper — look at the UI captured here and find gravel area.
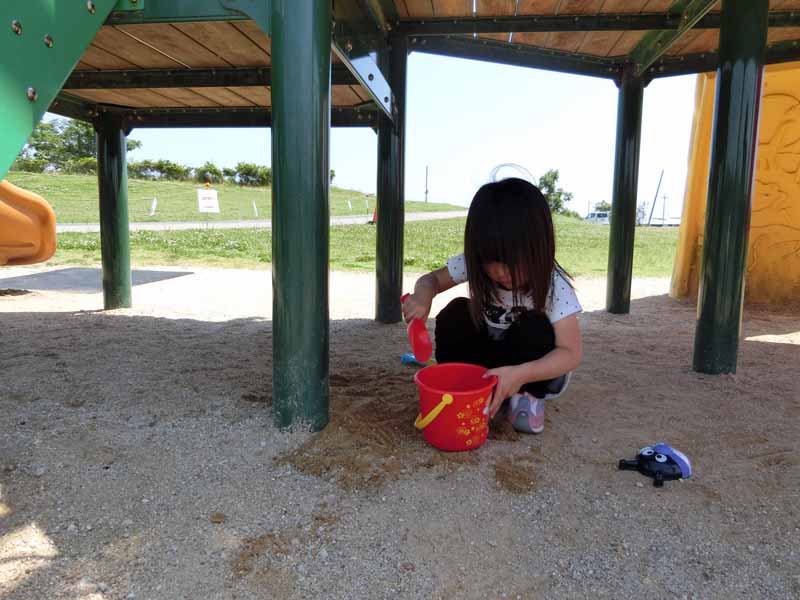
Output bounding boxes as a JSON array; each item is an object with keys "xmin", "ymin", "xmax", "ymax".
[{"xmin": 1, "ymin": 266, "xmax": 798, "ymax": 599}]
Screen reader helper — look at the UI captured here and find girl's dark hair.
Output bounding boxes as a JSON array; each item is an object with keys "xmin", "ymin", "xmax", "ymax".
[{"xmin": 464, "ymin": 177, "xmax": 570, "ymax": 325}]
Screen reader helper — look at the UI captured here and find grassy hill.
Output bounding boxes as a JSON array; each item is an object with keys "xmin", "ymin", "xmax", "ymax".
[
  {"xmin": 4, "ymin": 171, "xmax": 678, "ymax": 276},
  {"xmin": 5, "ymin": 171, "xmax": 463, "ymax": 223},
  {"xmin": 52, "ymin": 215, "xmax": 679, "ymax": 277}
]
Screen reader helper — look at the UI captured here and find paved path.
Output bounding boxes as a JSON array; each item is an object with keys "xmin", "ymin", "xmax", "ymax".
[{"xmin": 56, "ymin": 210, "xmax": 468, "ymax": 233}]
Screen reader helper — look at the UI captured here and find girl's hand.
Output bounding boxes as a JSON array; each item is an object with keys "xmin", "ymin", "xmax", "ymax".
[
  {"xmin": 402, "ymin": 292, "xmax": 432, "ymax": 322},
  {"xmin": 483, "ymin": 365, "xmax": 525, "ymax": 418},
  {"xmin": 402, "ymin": 268, "xmax": 457, "ymax": 323}
]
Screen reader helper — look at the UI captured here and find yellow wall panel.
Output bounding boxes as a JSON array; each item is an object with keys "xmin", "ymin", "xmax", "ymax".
[{"xmin": 671, "ymin": 62, "xmax": 800, "ymax": 304}]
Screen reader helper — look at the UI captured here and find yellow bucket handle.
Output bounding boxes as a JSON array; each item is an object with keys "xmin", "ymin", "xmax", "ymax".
[{"xmin": 414, "ymin": 394, "xmax": 453, "ymax": 430}]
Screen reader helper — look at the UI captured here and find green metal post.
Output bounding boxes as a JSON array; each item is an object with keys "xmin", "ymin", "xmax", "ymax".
[
  {"xmin": 271, "ymin": 0, "xmax": 330, "ymax": 430},
  {"xmin": 693, "ymin": 0, "xmax": 767, "ymax": 374},
  {"xmin": 96, "ymin": 113, "xmax": 132, "ymax": 310},
  {"xmin": 606, "ymin": 66, "xmax": 644, "ymax": 314},
  {"xmin": 375, "ymin": 35, "xmax": 408, "ymax": 324}
]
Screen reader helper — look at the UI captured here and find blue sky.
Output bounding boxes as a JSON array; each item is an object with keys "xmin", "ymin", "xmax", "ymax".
[{"xmin": 126, "ymin": 52, "xmax": 697, "ymax": 219}]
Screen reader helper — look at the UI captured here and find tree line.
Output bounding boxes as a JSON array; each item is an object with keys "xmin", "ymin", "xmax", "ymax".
[{"xmin": 13, "ymin": 118, "xmax": 336, "ymax": 187}]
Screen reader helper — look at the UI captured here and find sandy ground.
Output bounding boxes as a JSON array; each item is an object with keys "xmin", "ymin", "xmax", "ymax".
[{"xmin": 1, "ymin": 265, "xmax": 799, "ymax": 599}]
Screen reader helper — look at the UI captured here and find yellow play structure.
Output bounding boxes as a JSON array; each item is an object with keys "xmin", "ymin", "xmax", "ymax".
[
  {"xmin": 0, "ymin": 179, "xmax": 56, "ymax": 266},
  {"xmin": 672, "ymin": 62, "xmax": 800, "ymax": 305}
]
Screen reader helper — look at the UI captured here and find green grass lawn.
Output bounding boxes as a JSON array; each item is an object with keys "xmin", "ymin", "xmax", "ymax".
[
  {"xmin": 4, "ymin": 171, "xmax": 463, "ymax": 223},
  {"xmin": 51, "ymin": 215, "xmax": 679, "ymax": 278}
]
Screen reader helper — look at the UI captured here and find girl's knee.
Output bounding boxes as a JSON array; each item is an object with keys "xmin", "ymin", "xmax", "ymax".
[
  {"xmin": 436, "ymin": 296, "xmax": 471, "ymax": 322},
  {"xmin": 508, "ymin": 312, "xmax": 555, "ymax": 351},
  {"xmin": 434, "ymin": 297, "xmax": 486, "ymax": 364},
  {"xmin": 434, "ymin": 297, "xmax": 474, "ymax": 336}
]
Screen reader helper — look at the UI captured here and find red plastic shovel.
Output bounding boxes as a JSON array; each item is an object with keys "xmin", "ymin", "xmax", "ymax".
[{"xmin": 400, "ymin": 294, "xmax": 433, "ymax": 363}]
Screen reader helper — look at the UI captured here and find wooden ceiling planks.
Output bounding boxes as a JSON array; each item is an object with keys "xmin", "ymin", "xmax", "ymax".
[
  {"xmin": 70, "ymin": 88, "xmax": 188, "ymax": 108},
  {"xmin": 68, "ymin": 89, "xmax": 140, "ymax": 107},
  {"xmin": 541, "ymin": 0, "xmax": 604, "ymax": 52},
  {"xmin": 667, "ymin": 29, "xmax": 703, "ymax": 55},
  {"xmin": 93, "ymin": 26, "xmax": 185, "ymax": 69},
  {"xmin": 477, "ymin": 0, "xmax": 516, "ymax": 43},
  {"xmin": 395, "ymin": 0, "xmax": 410, "ymax": 18},
  {"xmin": 678, "ymin": 29, "xmax": 718, "ymax": 55},
  {"xmin": 513, "ymin": 0, "xmax": 559, "ymax": 46},
  {"xmin": 511, "ymin": 1, "xmax": 544, "ymax": 46},
  {"xmin": 606, "ymin": 30, "xmax": 647, "ymax": 56},
  {"xmin": 578, "ymin": 0, "xmax": 653, "ymax": 57},
  {"xmin": 79, "ymin": 21, "xmax": 272, "ymax": 72},
  {"xmin": 577, "ymin": 0, "xmax": 652, "ymax": 57},
  {"xmin": 331, "ymin": 86, "xmax": 365, "ymax": 106},
  {"xmin": 595, "ymin": 0, "xmax": 653, "ymax": 12},
  {"xmin": 186, "ymin": 87, "xmax": 257, "ymax": 106},
  {"xmin": 74, "ymin": 62, "xmax": 97, "ymax": 72},
  {"xmin": 230, "ymin": 21, "xmax": 271, "ymax": 60},
  {"xmin": 116, "ymin": 24, "xmax": 232, "ymax": 68},
  {"xmin": 403, "ymin": 1, "xmax": 436, "ymax": 18},
  {"xmin": 226, "ymin": 86, "xmax": 271, "ymax": 107},
  {"xmin": 351, "ymin": 86, "xmax": 372, "ymax": 104},
  {"xmin": 517, "ymin": 0, "xmax": 559, "ymax": 13},
  {"xmin": 152, "ymin": 88, "xmax": 222, "ymax": 107},
  {"xmin": 60, "ymin": 1, "xmax": 800, "ymax": 115},
  {"xmin": 172, "ymin": 22, "xmax": 269, "ymax": 67},
  {"xmin": 73, "ymin": 85, "xmax": 275, "ymax": 110},
  {"xmin": 578, "ymin": 30, "xmax": 627, "ymax": 56},
  {"xmin": 79, "ymin": 44, "xmax": 141, "ymax": 70},
  {"xmin": 477, "ymin": 0, "xmax": 516, "ymax": 14},
  {"xmin": 433, "ymin": 0, "xmax": 472, "ymax": 16},
  {"xmin": 641, "ymin": 0, "xmax": 674, "ymax": 11},
  {"xmin": 556, "ymin": 0, "xmax": 606, "ymax": 12},
  {"xmin": 768, "ymin": 26, "xmax": 800, "ymax": 43}
]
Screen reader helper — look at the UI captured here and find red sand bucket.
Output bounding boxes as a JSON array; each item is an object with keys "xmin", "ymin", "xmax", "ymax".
[{"xmin": 414, "ymin": 363, "xmax": 497, "ymax": 452}]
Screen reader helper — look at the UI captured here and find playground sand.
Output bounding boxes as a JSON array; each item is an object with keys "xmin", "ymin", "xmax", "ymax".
[{"xmin": 1, "ymin": 266, "xmax": 799, "ymax": 599}]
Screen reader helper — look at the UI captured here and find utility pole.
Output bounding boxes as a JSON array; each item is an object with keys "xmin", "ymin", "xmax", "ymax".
[
  {"xmin": 425, "ymin": 165, "xmax": 429, "ymax": 203},
  {"xmin": 647, "ymin": 169, "xmax": 664, "ymax": 226},
  {"xmin": 662, "ymin": 193, "xmax": 667, "ymax": 225}
]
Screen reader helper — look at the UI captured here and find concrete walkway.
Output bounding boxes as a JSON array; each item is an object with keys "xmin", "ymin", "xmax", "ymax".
[{"xmin": 56, "ymin": 210, "xmax": 468, "ymax": 233}]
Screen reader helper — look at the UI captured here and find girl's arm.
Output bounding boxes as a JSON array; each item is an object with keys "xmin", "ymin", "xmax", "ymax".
[
  {"xmin": 486, "ymin": 313, "xmax": 583, "ymax": 416},
  {"xmin": 402, "ymin": 266, "xmax": 458, "ymax": 322}
]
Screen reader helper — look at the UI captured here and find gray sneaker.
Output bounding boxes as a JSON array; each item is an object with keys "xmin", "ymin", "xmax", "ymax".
[{"xmin": 508, "ymin": 392, "xmax": 544, "ymax": 434}]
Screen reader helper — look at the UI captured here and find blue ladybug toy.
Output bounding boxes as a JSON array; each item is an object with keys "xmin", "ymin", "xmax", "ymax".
[{"xmin": 618, "ymin": 443, "xmax": 692, "ymax": 487}]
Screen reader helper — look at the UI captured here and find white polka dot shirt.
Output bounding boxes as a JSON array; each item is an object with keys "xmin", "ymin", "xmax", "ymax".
[{"xmin": 446, "ymin": 253, "xmax": 582, "ymax": 329}]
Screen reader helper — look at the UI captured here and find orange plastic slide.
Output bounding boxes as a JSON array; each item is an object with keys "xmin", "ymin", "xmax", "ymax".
[{"xmin": 0, "ymin": 179, "xmax": 56, "ymax": 266}]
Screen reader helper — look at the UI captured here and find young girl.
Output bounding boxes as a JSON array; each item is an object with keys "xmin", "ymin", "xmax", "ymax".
[{"xmin": 402, "ymin": 177, "xmax": 582, "ymax": 434}]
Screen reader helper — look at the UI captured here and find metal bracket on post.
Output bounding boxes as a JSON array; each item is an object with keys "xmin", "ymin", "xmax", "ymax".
[
  {"xmin": 332, "ymin": 0, "xmax": 394, "ymax": 120},
  {"xmin": 331, "ymin": 40, "xmax": 394, "ymax": 120},
  {"xmin": 630, "ymin": 0, "xmax": 717, "ymax": 78}
]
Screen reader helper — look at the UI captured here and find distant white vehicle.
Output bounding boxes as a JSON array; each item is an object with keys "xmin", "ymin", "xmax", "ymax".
[{"xmin": 585, "ymin": 211, "xmax": 610, "ymax": 225}]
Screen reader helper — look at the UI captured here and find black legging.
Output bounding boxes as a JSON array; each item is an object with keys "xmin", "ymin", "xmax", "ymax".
[{"xmin": 434, "ymin": 297, "xmax": 557, "ymax": 398}]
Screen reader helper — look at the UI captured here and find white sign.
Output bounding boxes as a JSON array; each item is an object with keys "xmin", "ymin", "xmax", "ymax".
[{"xmin": 197, "ymin": 188, "xmax": 220, "ymax": 213}]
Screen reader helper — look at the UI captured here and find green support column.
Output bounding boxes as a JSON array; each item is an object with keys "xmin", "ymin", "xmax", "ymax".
[
  {"xmin": 693, "ymin": 0, "xmax": 768, "ymax": 374},
  {"xmin": 375, "ymin": 35, "xmax": 408, "ymax": 324},
  {"xmin": 96, "ymin": 113, "xmax": 131, "ymax": 310},
  {"xmin": 606, "ymin": 66, "xmax": 644, "ymax": 314},
  {"xmin": 271, "ymin": 0, "xmax": 330, "ymax": 430}
]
